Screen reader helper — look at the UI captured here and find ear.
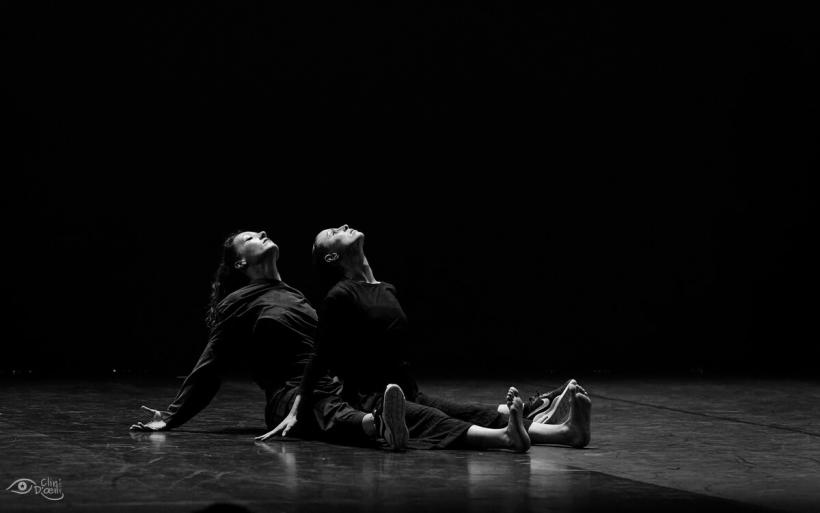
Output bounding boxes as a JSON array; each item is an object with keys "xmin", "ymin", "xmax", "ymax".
[
  {"xmin": 324, "ymin": 252, "xmax": 339, "ymax": 264},
  {"xmin": 234, "ymin": 259, "xmax": 247, "ymax": 270}
]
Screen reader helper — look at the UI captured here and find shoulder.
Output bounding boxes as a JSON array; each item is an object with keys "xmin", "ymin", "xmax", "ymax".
[
  {"xmin": 218, "ymin": 282, "xmax": 273, "ymax": 309},
  {"xmin": 215, "ymin": 287, "xmax": 253, "ymax": 320},
  {"xmin": 218, "ymin": 282, "xmax": 298, "ymax": 320},
  {"xmin": 321, "ymin": 280, "xmax": 357, "ymax": 310},
  {"xmin": 327, "ymin": 280, "xmax": 356, "ymax": 300}
]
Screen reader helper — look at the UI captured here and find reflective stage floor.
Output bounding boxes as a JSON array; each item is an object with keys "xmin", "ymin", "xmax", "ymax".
[{"xmin": 1, "ymin": 377, "xmax": 818, "ymax": 512}]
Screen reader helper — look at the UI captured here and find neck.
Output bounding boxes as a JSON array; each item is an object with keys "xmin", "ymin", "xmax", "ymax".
[
  {"xmin": 344, "ymin": 254, "xmax": 377, "ymax": 283},
  {"xmin": 247, "ymin": 258, "xmax": 281, "ymax": 283}
]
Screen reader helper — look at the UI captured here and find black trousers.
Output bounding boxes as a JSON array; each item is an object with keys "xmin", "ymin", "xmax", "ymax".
[
  {"xmin": 338, "ymin": 389, "xmax": 474, "ymax": 449},
  {"xmin": 267, "ymin": 385, "xmax": 530, "ymax": 449}
]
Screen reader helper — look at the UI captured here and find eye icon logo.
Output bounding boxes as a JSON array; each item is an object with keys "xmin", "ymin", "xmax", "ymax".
[
  {"xmin": 7, "ymin": 478, "xmax": 36, "ymax": 494},
  {"xmin": 6, "ymin": 477, "xmax": 64, "ymax": 501}
]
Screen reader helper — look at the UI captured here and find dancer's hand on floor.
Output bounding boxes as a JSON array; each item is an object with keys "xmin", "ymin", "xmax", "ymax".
[
  {"xmin": 255, "ymin": 413, "xmax": 297, "ymax": 441},
  {"xmin": 130, "ymin": 405, "xmax": 171, "ymax": 431}
]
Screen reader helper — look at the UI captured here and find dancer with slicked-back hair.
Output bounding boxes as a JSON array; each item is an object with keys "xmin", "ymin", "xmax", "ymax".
[{"xmin": 283, "ymin": 224, "xmax": 590, "ymax": 450}]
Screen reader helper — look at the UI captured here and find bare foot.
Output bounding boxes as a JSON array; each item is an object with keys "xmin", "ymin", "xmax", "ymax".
[
  {"xmin": 533, "ymin": 382, "xmax": 575, "ymax": 424},
  {"xmin": 562, "ymin": 389, "xmax": 591, "ymax": 448},
  {"xmin": 526, "ymin": 379, "xmax": 577, "ymax": 419},
  {"xmin": 504, "ymin": 387, "xmax": 531, "ymax": 453},
  {"xmin": 543, "ymin": 378, "xmax": 577, "ymax": 402},
  {"xmin": 575, "ymin": 382, "xmax": 589, "ymax": 397}
]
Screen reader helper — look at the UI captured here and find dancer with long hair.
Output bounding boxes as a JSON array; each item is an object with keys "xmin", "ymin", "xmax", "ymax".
[{"xmin": 130, "ymin": 230, "xmax": 410, "ymax": 450}]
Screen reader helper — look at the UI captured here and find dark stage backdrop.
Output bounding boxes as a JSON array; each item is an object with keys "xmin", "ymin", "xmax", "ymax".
[{"xmin": 5, "ymin": 4, "xmax": 817, "ymax": 378}]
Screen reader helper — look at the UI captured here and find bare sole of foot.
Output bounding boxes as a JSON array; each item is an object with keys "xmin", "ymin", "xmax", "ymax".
[
  {"xmin": 506, "ymin": 387, "xmax": 531, "ymax": 453},
  {"xmin": 565, "ymin": 390, "xmax": 591, "ymax": 448}
]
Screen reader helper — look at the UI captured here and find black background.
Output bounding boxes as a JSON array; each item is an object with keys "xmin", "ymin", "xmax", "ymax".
[{"xmin": 5, "ymin": 4, "xmax": 817, "ymax": 378}]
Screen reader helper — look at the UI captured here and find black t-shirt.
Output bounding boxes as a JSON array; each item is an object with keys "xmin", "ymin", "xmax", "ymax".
[{"xmin": 301, "ymin": 279, "xmax": 417, "ymax": 406}]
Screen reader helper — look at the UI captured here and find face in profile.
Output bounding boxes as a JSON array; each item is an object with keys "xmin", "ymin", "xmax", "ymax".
[
  {"xmin": 232, "ymin": 230, "xmax": 278, "ymax": 267},
  {"xmin": 314, "ymin": 224, "xmax": 364, "ymax": 259}
]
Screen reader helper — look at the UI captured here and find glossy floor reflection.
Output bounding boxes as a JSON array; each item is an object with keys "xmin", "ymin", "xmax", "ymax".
[{"xmin": 1, "ymin": 377, "xmax": 817, "ymax": 512}]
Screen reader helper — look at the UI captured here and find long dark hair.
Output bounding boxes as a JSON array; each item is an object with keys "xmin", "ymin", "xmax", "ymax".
[
  {"xmin": 312, "ymin": 239, "xmax": 346, "ymax": 301},
  {"xmin": 206, "ymin": 230, "xmax": 249, "ymax": 330}
]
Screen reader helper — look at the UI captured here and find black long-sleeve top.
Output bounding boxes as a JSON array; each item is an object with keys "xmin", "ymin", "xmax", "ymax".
[
  {"xmin": 164, "ymin": 280, "xmax": 328, "ymax": 429},
  {"xmin": 299, "ymin": 279, "xmax": 418, "ymax": 417}
]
